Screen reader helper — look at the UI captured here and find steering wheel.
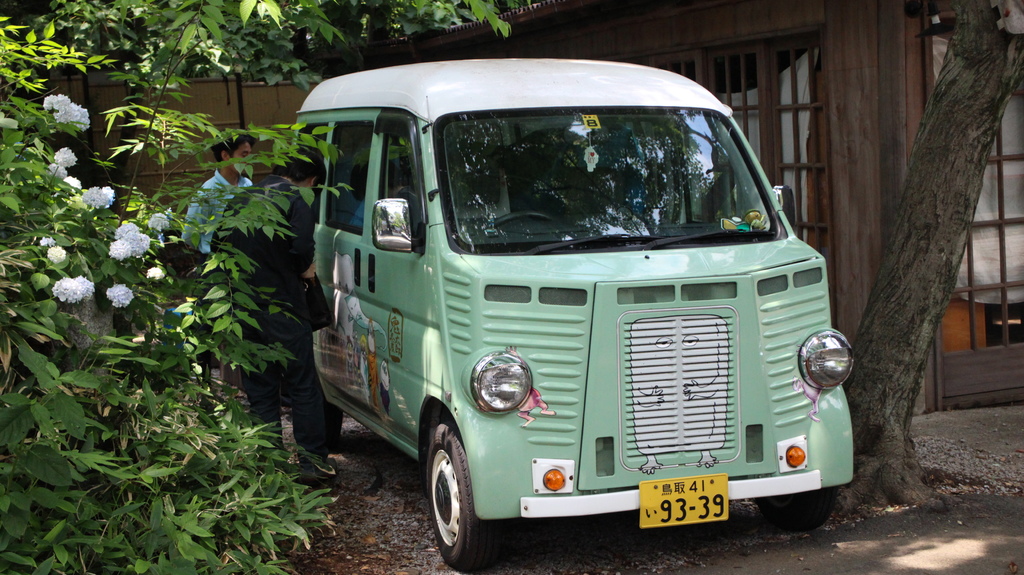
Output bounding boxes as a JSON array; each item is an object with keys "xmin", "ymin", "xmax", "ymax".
[{"xmin": 493, "ymin": 211, "xmax": 555, "ymax": 226}]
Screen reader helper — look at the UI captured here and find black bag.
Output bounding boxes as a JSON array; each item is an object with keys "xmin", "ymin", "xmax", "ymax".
[{"xmin": 303, "ymin": 273, "xmax": 332, "ymax": 331}]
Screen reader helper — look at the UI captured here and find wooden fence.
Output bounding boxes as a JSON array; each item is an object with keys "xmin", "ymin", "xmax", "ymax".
[{"xmin": 55, "ymin": 73, "xmax": 311, "ymax": 195}]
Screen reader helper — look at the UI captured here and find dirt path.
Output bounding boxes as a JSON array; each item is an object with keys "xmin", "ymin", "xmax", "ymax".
[{"xmin": 286, "ymin": 407, "xmax": 1023, "ymax": 575}]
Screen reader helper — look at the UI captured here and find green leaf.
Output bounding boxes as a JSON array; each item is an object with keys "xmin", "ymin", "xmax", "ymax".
[
  {"xmin": 0, "ymin": 551, "xmax": 34, "ymax": 566},
  {"xmin": 204, "ymin": 286, "xmax": 228, "ymax": 300},
  {"xmin": 30, "ymin": 272, "xmax": 50, "ymax": 290},
  {"xmin": 49, "ymin": 392, "xmax": 88, "ymax": 439},
  {"xmin": 37, "ymin": 299, "xmax": 57, "ymax": 317},
  {"xmin": 211, "ymin": 316, "xmax": 232, "ymax": 333},
  {"xmin": 180, "ymin": 24, "xmax": 198, "ymax": 52},
  {"xmin": 0, "ymin": 404, "xmax": 33, "ymax": 447},
  {"xmin": 32, "ymin": 556, "xmax": 55, "ymax": 575},
  {"xmin": 23, "ymin": 444, "xmax": 73, "ymax": 487},
  {"xmin": 42, "ymin": 519, "xmax": 67, "ymax": 543},
  {"xmin": 18, "ymin": 343, "xmax": 58, "ymax": 388},
  {"xmin": 240, "ymin": 0, "xmax": 257, "ymax": 24},
  {"xmin": 260, "ymin": 0, "xmax": 282, "ymax": 24},
  {"xmin": 207, "ymin": 301, "xmax": 231, "ymax": 318}
]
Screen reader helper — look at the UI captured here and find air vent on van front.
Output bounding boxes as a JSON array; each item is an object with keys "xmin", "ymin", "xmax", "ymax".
[
  {"xmin": 485, "ymin": 284, "xmax": 531, "ymax": 303},
  {"xmin": 793, "ymin": 268, "xmax": 823, "ymax": 288},
  {"xmin": 617, "ymin": 285, "xmax": 675, "ymax": 305},
  {"xmin": 539, "ymin": 287, "xmax": 587, "ymax": 306},
  {"xmin": 757, "ymin": 275, "xmax": 789, "ymax": 296}
]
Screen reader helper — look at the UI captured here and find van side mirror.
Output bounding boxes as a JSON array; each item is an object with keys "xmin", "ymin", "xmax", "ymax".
[
  {"xmin": 372, "ymin": 198, "xmax": 413, "ymax": 253},
  {"xmin": 773, "ymin": 185, "xmax": 796, "ymax": 226}
]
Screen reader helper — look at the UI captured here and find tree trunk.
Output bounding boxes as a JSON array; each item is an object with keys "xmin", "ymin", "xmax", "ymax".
[{"xmin": 840, "ymin": 0, "xmax": 1024, "ymax": 512}]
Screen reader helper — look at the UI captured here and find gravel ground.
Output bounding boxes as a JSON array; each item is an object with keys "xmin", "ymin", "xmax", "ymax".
[{"xmin": 282, "ymin": 405, "xmax": 1024, "ymax": 575}]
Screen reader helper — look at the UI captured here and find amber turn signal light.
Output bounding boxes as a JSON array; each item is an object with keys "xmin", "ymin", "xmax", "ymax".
[
  {"xmin": 785, "ymin": 445, "xmax": 807, "ymax": 468},
  {"xmin": 542, "ymin": 469, "xmax": 566, "ymax": 491}
]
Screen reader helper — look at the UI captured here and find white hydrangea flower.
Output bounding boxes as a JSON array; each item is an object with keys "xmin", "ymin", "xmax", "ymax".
[
  {"xmin": 43, "ymin": 94, "xmax": 90, "ymax": 131},
  {"xmin": 147, "ymin": 212, "xmax": 170, "ymax": 232},
  {"xmin": 39, "ymin": 237, "xmax": 57, "ymax": 247},
  {"xmin": 106, "ymin": 284, "xmax": 134, "ymax": 308},
  {"xmin": 63, "ymin": 176, "xmax": 82, "ymax": 189},
  {"xmin": 53, "ymin": 147, "xmax": 77, "ymax": 168},
  {"xmin": 47, "ymin": 246, "xmax": 67, "ymax": 264},
  {"xmin": 109, "ymin": 222, "xmax": 151, "ymax": 260},
  {"xmin": 114, "ymin": 222, "xmax": 141, "ymax": 239},
  {"xmin": 146, "ymin": 267, "xmax": 165, "ymax": 280},
  {"xmin": 82, "ymin": 186, "xmax": 115, "ymax": 209},
  {"xmin": 52, "ymin": 275, "xmax": 95, "ymax": 304},
  {"xmin": 48, "ymin": 163, "xmax": 68, "ymax": 180}
]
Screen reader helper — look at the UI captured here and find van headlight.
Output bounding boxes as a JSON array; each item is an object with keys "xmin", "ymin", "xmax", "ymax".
[
  {"xmin": 471, "ymin": 348, "xmax": 532, "ymax": 412},
  {"xmin": 798, "ymin": 330, "xmax": 852, "ymax": 388}
]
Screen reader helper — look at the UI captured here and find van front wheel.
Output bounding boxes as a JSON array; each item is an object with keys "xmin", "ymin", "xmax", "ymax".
[
  {"xmin": 426, "ymin": 421, "xmax": 501, "ymax": 571},
  {"xmin": 755, "ymin": 486, "xmax": 838, "ymax": 532}
]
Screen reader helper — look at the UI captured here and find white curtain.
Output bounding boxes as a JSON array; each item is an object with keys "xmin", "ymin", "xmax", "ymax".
[
  {"xmin": 777, "ymin": 50, "xmax": 814, "ymax": 221},
  {"xmin": 946, "ymin": 36, "xmax": 1024, "ymax": 303}
]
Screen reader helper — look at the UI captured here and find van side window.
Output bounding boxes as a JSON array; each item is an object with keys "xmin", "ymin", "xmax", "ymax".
[{"xmin": 326, "ymin": 122, "xmax": 375, "ymax": 233}]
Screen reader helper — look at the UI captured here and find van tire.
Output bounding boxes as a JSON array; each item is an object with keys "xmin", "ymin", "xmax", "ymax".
[
  {"xmin": 426, "ymin": 420, "xmax": 501, "ymax": 571},
  {"xmin": 324, "ymin": 401, "xmax": 344, "ymax": 453},
  {"xmin": 755, "ymin": 486, "xmax": 838, "ymax": 532}
]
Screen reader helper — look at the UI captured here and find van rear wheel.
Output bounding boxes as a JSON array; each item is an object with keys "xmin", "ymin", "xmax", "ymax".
[
  {"xmin": 426, "ymin": 421, "xmax": 501, "ymax": 572},
  {"xmin": 755, "ymin": 486, "xmax": 838, "ymax": 532}
]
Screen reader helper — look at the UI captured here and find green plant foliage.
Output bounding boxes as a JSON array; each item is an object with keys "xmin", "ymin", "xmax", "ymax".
[
  {"xmin": 0, "ymin": 1, "xmax": 524, "ymax": 571},
  {"xmin": 0, "ymin": 15, "xmax": 335, "ymax": 575}
]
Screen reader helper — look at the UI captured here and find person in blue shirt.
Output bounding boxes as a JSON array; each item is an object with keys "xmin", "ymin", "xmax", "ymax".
[{"xmin": 184, "ymin": 135, "xmax": 256, "ymax": 259}]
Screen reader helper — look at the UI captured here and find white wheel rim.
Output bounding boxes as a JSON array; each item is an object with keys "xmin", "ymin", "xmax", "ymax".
[{"xmin": 431, "ymin": 449, "xmax": 461, "ymax": 546}]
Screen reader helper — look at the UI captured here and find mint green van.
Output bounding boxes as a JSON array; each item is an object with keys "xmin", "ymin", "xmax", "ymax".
[{"xmin": 301, "ymin": 59, "xmax": 853, "ymax": 571}]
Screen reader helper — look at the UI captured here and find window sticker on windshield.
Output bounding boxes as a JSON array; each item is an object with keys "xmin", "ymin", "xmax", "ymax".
[
  {"xmin": 584, "ymin": 145, "xmax": 600, "ymax": 172},
  {"xmin": 582, "ymin": 114, "xmax": 602, "ymax": 130}
]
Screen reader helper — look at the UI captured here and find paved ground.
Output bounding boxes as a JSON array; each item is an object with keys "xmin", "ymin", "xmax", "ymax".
[{"xmin": 684, "ymin": 494, "xmax": 1023, "ymax": 574}]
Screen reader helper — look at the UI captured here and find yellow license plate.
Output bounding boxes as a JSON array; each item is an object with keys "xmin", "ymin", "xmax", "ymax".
[{"xmin": 638, "ymin": 473, "xmax": 729, "ymax": 528}]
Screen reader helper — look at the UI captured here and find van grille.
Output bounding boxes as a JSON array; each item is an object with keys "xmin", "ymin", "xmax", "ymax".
[{"xmin": 622, "ymin": 312, "xmax": 739, "ymax": 469}]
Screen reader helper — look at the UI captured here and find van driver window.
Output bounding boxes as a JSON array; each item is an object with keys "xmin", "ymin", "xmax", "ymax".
[
  {"xmin": 326, "ymin": 122, "xmax": 375, "ymax": 232},
  {"xmin": 380, "ymin": 130, "xmax": 424, "ymax": 234}
]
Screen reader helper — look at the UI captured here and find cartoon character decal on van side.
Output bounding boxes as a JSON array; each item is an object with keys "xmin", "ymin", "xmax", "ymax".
[
  {"xmin": 330, "ymin": 252, "xmax": 391, "ymax": 416},
  {"xmin": 627, "ymin": 315, "xmax": 731, "ymax": 474}
]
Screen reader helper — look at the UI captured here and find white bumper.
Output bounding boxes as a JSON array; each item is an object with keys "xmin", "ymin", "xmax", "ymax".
[{"xmin": 520, "ymin": 470, "xmax": 822, "ymax": 519}]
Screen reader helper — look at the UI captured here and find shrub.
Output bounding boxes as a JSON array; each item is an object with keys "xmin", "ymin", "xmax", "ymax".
[{"xmin": 0, "ymin": 18, "xmax": 332, "ymax": 575}]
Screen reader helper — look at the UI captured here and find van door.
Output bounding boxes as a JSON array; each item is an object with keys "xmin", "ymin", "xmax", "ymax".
[
  {"xmin": 316, "ymin": 119, "xmax": 380, "ymax": 418},
  {"xmin": 317, "ymin": 110, "xmax": 430, "ymax": 447}
]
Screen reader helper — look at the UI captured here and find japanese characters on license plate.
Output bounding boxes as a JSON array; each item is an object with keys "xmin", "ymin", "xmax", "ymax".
[{"xmin": 638, "ymin": 473, "xmax": 729, "ymax": 528}]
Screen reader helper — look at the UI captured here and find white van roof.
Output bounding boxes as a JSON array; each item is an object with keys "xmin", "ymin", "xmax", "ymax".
[{"xmin": 299, "ymin": 59, "xmax": 731, "ymax": 122}]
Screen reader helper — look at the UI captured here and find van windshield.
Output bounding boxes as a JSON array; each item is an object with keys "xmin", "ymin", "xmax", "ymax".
[{"xmin": 439, "ymin": 108, "xmax": 776, "ymax": 255}]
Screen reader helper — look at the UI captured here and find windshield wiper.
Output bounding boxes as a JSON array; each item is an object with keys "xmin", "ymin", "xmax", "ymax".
[
  {"xmin": 526, "ymin": 234, "xmax": 661, "ymax": 255},
  {"xmin": 642, "ymin": 229, "xmax": 774, "ymax": 250}
]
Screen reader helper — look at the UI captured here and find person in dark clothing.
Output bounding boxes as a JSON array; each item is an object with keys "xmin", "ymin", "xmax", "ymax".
[{"xmin": 225, "ymin": 147, "xmax": 332, "ymax": 484}]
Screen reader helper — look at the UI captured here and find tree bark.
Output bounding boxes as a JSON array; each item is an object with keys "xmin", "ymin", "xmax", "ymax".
[{"xmin": 840, "ymin": 0, "xmax": 1024, "ymax": 511}]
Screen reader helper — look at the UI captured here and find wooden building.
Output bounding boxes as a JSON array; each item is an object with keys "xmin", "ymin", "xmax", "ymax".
[{"xmin": 360, "ymin": 0, "xmax": 1024, "ymax": 411}]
